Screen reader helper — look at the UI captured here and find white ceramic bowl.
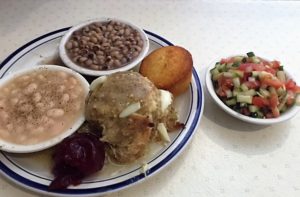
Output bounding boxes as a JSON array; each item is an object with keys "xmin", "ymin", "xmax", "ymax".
[
  {"xmin": 59, "ymin": 18, "xmax": 150, "ymax": 76},
  {"xmin": 206, "ymin": 55, "xmax": 300, "ymax": 125},
  {"xmin": 0, "ymin": 65, "xmax": 90, "ymax": 153}
]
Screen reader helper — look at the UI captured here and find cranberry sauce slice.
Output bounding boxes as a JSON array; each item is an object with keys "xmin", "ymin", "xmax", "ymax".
[{"xmin": 49, "ymin": 132, "xmax": 105, "ymax": 190}]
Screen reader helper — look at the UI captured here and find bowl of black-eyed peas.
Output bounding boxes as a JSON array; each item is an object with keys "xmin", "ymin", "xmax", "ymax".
[{"xmin": 59, "ymin": 18, "xmax": 150, "ymax": 76}]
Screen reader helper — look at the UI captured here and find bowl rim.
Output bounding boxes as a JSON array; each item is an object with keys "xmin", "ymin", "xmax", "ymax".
[
  {"xmin": 59, "ymin": 17, "xmax": 150, "ymax": 76},
  {"xmin": 0, "ymin": 65, "xmax": 90, "ymax": 153},
  {"xmin": 205, "ymin": 54, "xmax": 300, "ymax": 125}
]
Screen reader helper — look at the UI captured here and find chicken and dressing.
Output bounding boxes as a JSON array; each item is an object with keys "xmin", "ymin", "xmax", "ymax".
[{"xmin": 86, "ymin": 71, "xmax": 183, "ymax": 164}]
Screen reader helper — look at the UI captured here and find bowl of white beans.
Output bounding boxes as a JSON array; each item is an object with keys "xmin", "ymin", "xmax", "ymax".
[
  {"xmin": 59, "ymin": 18, "xmax": 150, "ymax": 76},
  {"xmin": 0, "ymin": 65, "xmax": 90, "ymax": 153}
]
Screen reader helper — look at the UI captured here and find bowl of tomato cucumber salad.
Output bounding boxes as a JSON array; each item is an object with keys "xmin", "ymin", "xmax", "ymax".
[{"xmin": 206, "ymin": 52, "xmax": 300, "ymax": 125}]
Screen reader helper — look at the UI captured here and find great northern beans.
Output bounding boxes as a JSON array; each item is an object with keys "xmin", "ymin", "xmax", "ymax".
[{"xmin": 0, "ymin": 68, "xmax": 85, "ymax": 145}]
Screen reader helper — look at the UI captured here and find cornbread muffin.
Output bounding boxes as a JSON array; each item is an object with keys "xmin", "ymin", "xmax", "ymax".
[{"xmin": 139, "ymin": 46, "xmax": 193, "ymax": 96}]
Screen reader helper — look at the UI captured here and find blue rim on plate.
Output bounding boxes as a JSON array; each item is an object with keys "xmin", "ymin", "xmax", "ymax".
[{"xmin": 0, "ymin": 28, "xmax": 204, "ymax": 196}]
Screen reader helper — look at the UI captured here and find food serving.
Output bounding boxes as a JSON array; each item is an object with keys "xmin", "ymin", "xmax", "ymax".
[
  {"xmin": 49, "ymin": 132, "xmax": 105, "ymax": 190},
  {"xmin": 86, "ymin": 71, "xmax": 183, "ymax": 164},
  {"xmin": 0, "ymin": 27, "xmax": 203, "ymax": 196},
  {"xmin": 0, "ymin": 65, "xmax": 89, "ymax": 153},
  {"xmin": 59, "ymin": 18, "xmax": 149, "ymax": 76},
  {"xmin": 209, "ymin": 52, "xmax": 300, "ymax": 119},
  {"xmin": 140, "ymin": 46, "xmax": 193, "ymax": 96}
]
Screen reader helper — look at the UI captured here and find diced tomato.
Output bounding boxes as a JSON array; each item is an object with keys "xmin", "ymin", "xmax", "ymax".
[
  {"xmin": 265, "ymin": 67, "xmax": 276, "ymax": 75},
  {"xmin": 217, "ymin": 75, "xmax": 233, "ymax": 97},
  {"xmin": 252, "ymin": 63, "xmax": 266, "ymax": 71},
  {"xmin": 285, "ymin": 79, "xmax": 300, "ymax": 94},
  {"xmin": 253, "ymin": 96, "xmax": 270, "ymax": 107},
  {"xmin": 238, "ymin": 63, "xmax": 252, "ymax": 72},
  {"xmin": 220, "ymin": 57, "xmax": 234, "ymax": 64},
  {"xmin": 285, "ymin": 79, "xmax": 296, "ymax": 90},
  {"xmin": 239, "ymin": 63, "xmax": 266, "ymax": 73},
  {"xmin": 238, "ymin": 63, "xmax": 253, "ymax": 72},
  {"xmin": 244, "ymin": 81, "xmax": 260, "ymax": 89},
  {"xmin": 269, "ymin": 94, "xmax": 279, "ymax": 108},
  {"xmin": 242, "ymin": 72, "xmax": 252, "ymax": 83},
  {"xmin": 261, "ymin": 78, "xmax": 283, "ymax": 89},
  {"xmin": 223, "ymin": 78, "xmax": 233, "ymax": 89},
  {"xmin": 218, "ymin": 75, "xmax": 233, "ymax": 90},
  {"xmin": 216, "ymin": 87, "xmax": 226, "ymax": 97},
  {"xmin": 271, "ymin": 107, "xmax": 280, "ymax": 118},
  {"xmin": 270, "ymin": 60, "xmax": 281, "ymax": 69}
]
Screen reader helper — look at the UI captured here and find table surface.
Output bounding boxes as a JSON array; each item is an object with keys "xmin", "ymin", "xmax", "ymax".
[{"xmin": 1, "ymin": 0, "xmax": 300, "ymax": 196}]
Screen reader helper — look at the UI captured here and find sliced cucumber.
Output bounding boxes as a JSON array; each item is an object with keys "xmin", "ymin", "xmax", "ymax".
[
  {"xmin": 211, "ymin": 68, "xmax": 219, "ymax": 75},
  {"xmin": 269, "ymin": 87, "xmax": 277, "ymax": 95},
  {"xmin": 226, "ymin": 63, "xmax": 234, "ymax": 69},
  {"xmin": 233, "ymin": 88, "xmax": 240, "ymax": 97},
  {"xmin": 257, "ymin": 111, "xmax": 264, "ymax": 118},
  {"xmin": 233, "ymin": 77, "xmax": 240, "ymax": 88},
  {"xmin": 250, "ymin": 57, "xmax": 260, "ymax": 63},
  {"xmin": 278, "ymin": 93, "xmax": 288, "ymax": 111},
  {"xmin": 241, "ymin": 83, "xmax": 249, "ymax": 91},
  {"xmin": 279, "ymin": 66, "xmax": 284, "ymax": 71},
  {"xmin": 247, "ymin": 52, "xmax": 255, "ymax": 57},
  {"xmin": 232, "ymin": 62, "xmax": 240, "ymax": 67},
  {"xmin": 259, "ymin": 88, "xmax": 270, "ymax": 98},
  {"xmin": 229, "ymin": 69, "xmax": 244, "ymax": 77},
  {"xmin": 225, "ymin": 90, "xmax": 233, "ymax": 98},
  {"xmin": 212, "ymin": 73, "xmax": 222, "ymax": 81},
  {"xmin": 223, "ymin": 72, "xmax": 234, "ymax": 78},
  {"xmin": 276, "ymin": 71, "xmax": 286, "ymax": 83},
  {"xmin": 237, "ymin": 95, "xmax": 253, "ymax": 104},
  {"xmin": 256, "ymin": 91, "xmax": 264, "ymax": 98},
  {"xmin": 226, "ymin": 98, "xmax": 237, "ymax": 106},
  {"xmin": 252, "ymin": 71, "xmax": 260, "ymax": 77},
  {"xmin": 277, "ymin": 87, "xmax": 286, "ymax": 97},
  {"xmin": 240, "ymin": 89, "xmax": 256, "ymax": 96},
  {"xmin": 217, "ymin": 63, "xmax": 226, "ymax": 72},
  {"xmin": 249, "ymin": 105, "xmax": 259, "ymax": 113}
]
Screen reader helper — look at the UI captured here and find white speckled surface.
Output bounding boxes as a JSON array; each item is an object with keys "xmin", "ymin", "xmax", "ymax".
[{"xmin": 1, "ymin": 0, "xmax": 300, "ymax": 196}]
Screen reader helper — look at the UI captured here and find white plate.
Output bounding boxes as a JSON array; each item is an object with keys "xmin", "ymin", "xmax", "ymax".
[{"xmin": 0, "ymin": 28, "xmax": 204, "ymax": 196}]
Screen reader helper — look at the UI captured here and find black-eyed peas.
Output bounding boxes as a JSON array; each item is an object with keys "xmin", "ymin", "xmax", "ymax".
[{"xmin": 65, "ymin": 20, "xmax": 144, "ymax": 70}]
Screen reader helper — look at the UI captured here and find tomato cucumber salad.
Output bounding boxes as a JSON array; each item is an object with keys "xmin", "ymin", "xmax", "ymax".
[{"xmin": 211, "ymin": 52, "xmax": 300, "ymax": 119}]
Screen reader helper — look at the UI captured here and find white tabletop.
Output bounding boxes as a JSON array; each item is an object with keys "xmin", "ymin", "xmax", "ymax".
[{"xmin": 1, "ymin": 0, "xmax": 300, "ymax": 196}]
